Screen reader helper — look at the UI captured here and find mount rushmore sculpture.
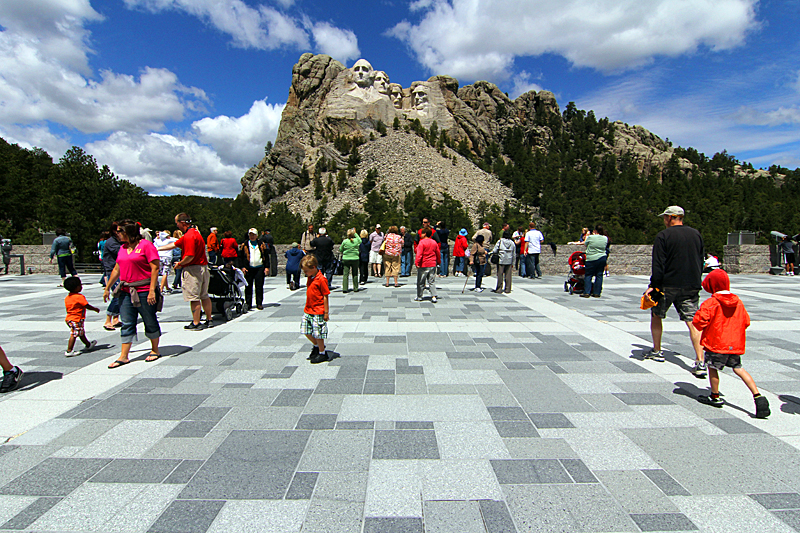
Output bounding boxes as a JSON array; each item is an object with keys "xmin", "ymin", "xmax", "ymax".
[{"xmin": 241, "ymin": 53, "xmax": 561, "ymax": 206}]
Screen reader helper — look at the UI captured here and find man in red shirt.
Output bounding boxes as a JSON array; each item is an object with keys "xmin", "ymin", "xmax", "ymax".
[
  {"xmin": 414, "ymin": 228, "xmax": 440, "ymax": 303},
  {"xmin": 158, "ymin": 213, "xmax": 214, "ymax": 330},
  {"xmin": 206, "ymin": 227, "xmax": 220, "ymax": 266}
]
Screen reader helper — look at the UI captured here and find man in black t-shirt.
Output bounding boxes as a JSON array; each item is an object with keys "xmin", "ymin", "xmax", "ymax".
[
  {"xmin": 644, "ymin": 206, "xmax": 706, "ymax": 377},
  {"xmin": 310, "ymin": 228, "xmax": 335, "ymax": 287}
]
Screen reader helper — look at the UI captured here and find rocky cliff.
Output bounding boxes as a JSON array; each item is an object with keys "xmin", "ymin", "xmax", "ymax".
[{"xmin": 240, "ymin": 53, "xmax": 773, "ymax": 223}]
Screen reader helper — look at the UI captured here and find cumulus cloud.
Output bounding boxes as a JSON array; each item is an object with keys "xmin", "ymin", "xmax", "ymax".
[
  {"xmin": 87, "ymin": 131, "xmax": 249, "ymax": 197},
  {"xmin": 389, "ymin": 0, "xmax": 758, "ymax": 81},
  {"xmin": 0, "ymin": 0, "xmax": 207, "ymax": 134},
  {"xmin": 0, "ymin": 124, "xmax": 72, "ymax": 159},
  {"xmin": 510, "ymin": 71, "xmax": 544, "ymax": 99},
  {"xmin": 192, "ymin": 99, "xmax": 285, "ymax": 166},
  {"xmin": 310, "ymin": 22, "xmax": 360, "ymax": 64},
  {"xmin": 732, "ymin": 106, "xmax": 800, "ymax": 127}
]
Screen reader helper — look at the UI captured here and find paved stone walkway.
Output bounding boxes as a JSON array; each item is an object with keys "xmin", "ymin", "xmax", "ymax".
[{"xmin": 1, "ymin": 273, "xmax": 800, "ymax": 532}]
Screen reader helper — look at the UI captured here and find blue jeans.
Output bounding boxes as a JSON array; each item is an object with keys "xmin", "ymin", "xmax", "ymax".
[
  {"xmin": 119, "ymin": 290, "xmax": 161, "ymax": 345},
  {"xmin": 525, "ymin": 253, "xmax": 541, "ymax": 278},
  {"xmin": 173, "ymin": 267, "xmax": 182, "ymax": 288},
  {"xmin": 401, "ymin": 250, "xmax": 413, "ymax": 276},
  {"xmin": 583, "ymin": 256, "xmax": 607, "ymax": 296},
  {"xmin": 474, "ymin": 263, "xmax": 486, "ymax": 288},
  {"xmin": 106, "ymin": 279, "xmax": 121, "ymax": 317},
  {"xmin": 440, "ymin": 250, "xmax": 450, "ymax": 276},
  {"xmin": 56, "ymin": 255, "xmax": 77, "ymax": 278},
  {"xmin": 519, "ymin": 257, "xmax": 527, "ymax": 277},
  {"xmin": 453, "ymin": 256, "xmax": 465, "ymax": 275}
]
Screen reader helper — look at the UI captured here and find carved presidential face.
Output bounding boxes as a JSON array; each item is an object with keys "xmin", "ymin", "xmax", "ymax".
[
  {"xmin": 389, "ymin": 83, "xmax": 403, "ymax": 108},
  {"xmin": 373, "ymin": 71, "xmax": 389, "ymax": 94},
  {"xmin": 351, "ymin": 59, "xmax": 375, "ymax": 88},
  {"xmin": 413, "ymin": 85, "xmax": 429, "ymax": 110}
]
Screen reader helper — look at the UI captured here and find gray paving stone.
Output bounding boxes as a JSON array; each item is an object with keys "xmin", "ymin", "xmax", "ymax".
[
  {"xmin": 165, "ymin": 420, "xmax": 217, "ymax": 438},
  {"xmin": 0, "ymin": 497, "xmax": 61, "ymax": 530},
  {"xmin": 707, "ymin": 418, "xmax": 766, "ymax": 434},
  {"xmin": 643, "ymin": 469, "xmax": 692, "ymax": 496},
  {"xmin": 336, "ymin": 421, "xmax": 375, "ymax": 430},
  {"xmin": 0, "ymin": 458, "xmax": 111, "ymax": 497},
  {"xmin": 490, "ymin": 459, "xmax": 572, "ymax": 484},
  {"xmin": 148, "ymin": 499, "xmax": 225, "ymax": 533},
  {"xmin": 630, "ymin": 512, "xmax": 699, "ymax": 531},
  {"xmin": 613, "ymin": 393, "xmax": 674, "ymax": 405},
  {"xmin": 363, "ymin": 382, "xmax": 395, "ymax": 394},
  {"xmin": 366, "ymin": 370, "xmax": 395, "ymax": 382},
  {"xmin": 298, "ymin": 430, "xmax": 373, "ymax": 472},
  {"xmin": 302, "ymin": 499, "xmax": 363, "ymax": 533},
  {"xmin": 487, "ymin": 406, "xmax": 529, "ymax": 421},
  {"xmin": 313, "ymin": 472, "xmax": 368, "ymax": 502},
  {"xmin": 395, "ymin": 421, "xmax": 434, "ymax": 429},
  {"xmin": 271, "ymin": 389, "xmax": 314, "ymax": 407},
  {"xmin": 478, "ymin": 499, "xmax": 518, "ymax": 533},
  {"xmin": 90, "ymin": 458, "xmax": 181, "ymax": 484},
  {"xmin": 528, "ymin": 412, "xmax": 575, "ymax": 429},
  {"xmin": 296, "ymin": 414, "xmax": 337, "ymax": 430},
  {"xmin": 179, "ymin": 430, "xmax": 310, "ymax": 499},
  {"xmin": 315, "ymin": 379, "xmax": 365, "ymax": 394},
  {"xmin": 285, "ymin": 471, "xmax": 318, "ymax": 499},
  {"xmin": 773, "ymin": 509, "xmax": 800, "ymax": 529},
  {"xmin": 163, "ymin": 460, "xmax": 204, "ymax": 484},
  {"xmin": 373, "ymin": 430, "xmax": 440, "ymax": 460},
  {"xmin": 493, "ymin": 420, "xmax": 540, "ymax": 438},
  {"xmin": 750, "ymin": 492, "xmax": 800, "ymax": 510},
  {"xmin": 363, "ymin": 516, "xmax": 423, "ymax": 533},
  {"xmin": 423, "ymin": 500, "xmax": 485, "ymax": 533},
  {"xmin": 560, "ymin": 459, "xmax": 598, "ymax": 483},
  {"xmin": 73, "ymin": 393, "xmax": 209, "ymax": 420}
]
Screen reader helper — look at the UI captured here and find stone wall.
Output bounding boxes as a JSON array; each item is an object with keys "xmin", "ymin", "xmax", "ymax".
[
  {"xmin": 2, "ymin": 245, "xmax": 58, "ymax": 276},
  {"xmin": 722, "ymin": 244, "xmax": 771, "ymax": 274}
]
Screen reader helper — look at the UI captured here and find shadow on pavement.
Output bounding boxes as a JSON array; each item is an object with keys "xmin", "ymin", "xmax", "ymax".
[
  {"xmin": 673, "ymin": 380, "xmax": 752, "ymax": 417},
  {"xmin": 779, "ymin": 395, "xmax": 800, "ymax": 414},
  {"xmin": 17, "ymin": 371, "xmax": 63, "ymax": 392}
]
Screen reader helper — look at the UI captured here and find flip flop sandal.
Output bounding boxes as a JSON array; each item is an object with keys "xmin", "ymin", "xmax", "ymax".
[
  {"xmin": 145, "ymin": 353, "xmax": 161, "ymax": 362},
  {"xmin": 108, "ymin": 360, "xmax": 129, "ymax": 369},
  {"xmin": 103, "ymin": 325, "xmax": 116, "ymax": 331}
]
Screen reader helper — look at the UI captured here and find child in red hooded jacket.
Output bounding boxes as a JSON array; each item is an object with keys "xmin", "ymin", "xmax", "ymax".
[{"xmin": 692, "ymin": 268, "xmax": 770, "ymax": 418}]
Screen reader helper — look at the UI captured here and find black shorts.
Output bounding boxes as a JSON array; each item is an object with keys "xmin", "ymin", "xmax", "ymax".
[
  {"xmin": 704, "ymin": 351, "xmax": 743, "ymax": 370},
  {"xmin": 785, "ymin": 252, "xmax": 796, "ymax": 265},
  {"xmin": 651, "ymin": 287, "xmax": 699, "ymax": 321}
]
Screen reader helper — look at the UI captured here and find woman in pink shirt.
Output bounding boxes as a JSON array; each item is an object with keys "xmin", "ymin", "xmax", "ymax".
[
  {"xmin": 103, "ymin": 219, "xmax": 161, "ymax": 368},
  {"xmin": 382, "ymin": 226, "xmax": 404, "ymax": 287}
]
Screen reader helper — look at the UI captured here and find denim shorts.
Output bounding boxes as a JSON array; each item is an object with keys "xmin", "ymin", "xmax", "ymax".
[
  {"xmin": 705, "ymin": 351, "xmax": 743, "ymax": 370},
  {"xmin": 651, "ymin": 287, "xmax": 699, "ymax": 321}
]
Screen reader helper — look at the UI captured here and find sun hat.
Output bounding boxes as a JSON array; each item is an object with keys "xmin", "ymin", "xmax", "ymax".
[{"xmin": 459, "ymin": 229, "xmax": 467, "ymax": 236}]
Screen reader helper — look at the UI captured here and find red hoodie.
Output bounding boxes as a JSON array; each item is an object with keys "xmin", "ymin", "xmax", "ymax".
[
  {"xmin": 453, "ymin": 235, "xmax": 468, "ymax": 257},
  {"xmin": 692, "ymin": 269, "xmax": 750, "ymax": 354}
]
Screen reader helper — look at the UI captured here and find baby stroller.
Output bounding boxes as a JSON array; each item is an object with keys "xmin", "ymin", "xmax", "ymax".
[
  {"xmin": 208, "ymin": 265, "xmax": 247, "ymax": 321},
  {"xmin": 564, "ymin": 251, "xmax": 586, "ymax": 295}
]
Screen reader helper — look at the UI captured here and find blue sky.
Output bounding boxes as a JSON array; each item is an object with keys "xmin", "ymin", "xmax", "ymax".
[{"xmin": 1, "ymin": 0, "xmax": 798, "ymax": 197}]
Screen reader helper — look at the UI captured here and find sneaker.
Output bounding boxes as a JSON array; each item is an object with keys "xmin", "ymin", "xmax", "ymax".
[
  {"xmin": 692, "ymin": 360, "xmax": 707, "ymax": 378},
  {"xmin": 699, "ymin": 394, "xmax": 724, "ymax": 407},
  {"xmin": 0, "ymin": 366, "xmax": 23, "ymax": 393},
  {"xmin": 82, "ymin": 340, "xmax": 97, "ymax": 352},
  {"xmin": 64, "ymin": 350, "xmax": 80, "ymax": 357},
  {"xmin": 431, "ymin": 296, "xmax": 438, "ymax": 303},
  {"xmin": 755, "ymin": 395, "xmax": 771, "ymax": 418},
  {"xmin": 475, "ymin": 287, "xmax": 484, "ymax": 293},
  {"xmin": 643, "ymin": 349, "xmax": 665, "ymax": 362},
  {"xmin": 310, "ymin": 351, "xmax": 329, "ymax": 364},
  {"xmin": 203, "ymin": 320, "xmax": 214, "ymax": 329},
  {"xmin": 413, "ymin": 297, "xmax": 423, "ymax": 301},
  {"xmin": 307, "ymin": 345, "xmax": 319, "ymax": 360},
  {"xmin": 184, "ymin": 322, "xmax": 202, "ymax": 330},
  {"xmin": 591, "ymin": 294, "xmax": 601, "ymax": 298},
  {"xmin": 580, "ymin": 293, "xmax": 590, "ymax": 298}
]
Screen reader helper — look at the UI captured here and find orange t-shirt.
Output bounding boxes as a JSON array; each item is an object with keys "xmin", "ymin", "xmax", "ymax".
[
  {"xmin": 65, "ymin": 293, "xmax": 88, "ymax": 322},
  {"xmin": 304, "ymin": 270, "xmax": 330, "ymax": 315}
]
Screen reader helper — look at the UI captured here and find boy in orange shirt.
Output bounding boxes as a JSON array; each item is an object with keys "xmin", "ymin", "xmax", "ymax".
[
  {"xmin": 64, "ymin": 277, "xmax": 99, "ymax": 357},
  {"xmin": 301, "ymin": 255, "xmax": 330, "ymax": 364},
  {"xmin": 692, "ymin": 268, "xmax": 769, "ymax": 418}
]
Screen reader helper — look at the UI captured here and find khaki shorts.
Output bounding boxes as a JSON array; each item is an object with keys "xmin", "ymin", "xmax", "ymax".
[
  {"xmin": 182, "ymin": 264, "xmax": 210, "ymax": 301},
  {"xmin": 384, "ymin": 254, "xmax": 400, "ymax": 276}
]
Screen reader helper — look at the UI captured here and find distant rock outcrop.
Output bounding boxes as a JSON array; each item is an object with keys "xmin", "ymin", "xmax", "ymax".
[{"xmin": 240, "ymin": 53, "xmax": 773, "ymax": 223}]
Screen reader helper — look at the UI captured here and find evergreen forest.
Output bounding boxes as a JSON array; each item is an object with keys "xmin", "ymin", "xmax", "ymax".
[{"xmin": 2, "ymin": 99, "xmax": 800, "ymax": 262}]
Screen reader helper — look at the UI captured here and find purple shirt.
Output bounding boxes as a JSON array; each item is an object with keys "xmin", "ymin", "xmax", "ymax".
[{"xmin": 369, "ymin": 231, "xmax": 384, "ymax": 252}]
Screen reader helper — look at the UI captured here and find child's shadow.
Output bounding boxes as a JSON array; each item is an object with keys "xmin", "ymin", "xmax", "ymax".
[
  {"xmin": 15, "ymin": 371, "xmax": 63, "ymax": 392},
  {"xmin": 779, "ymin": 395, "xmax": 800, "ymax": 414},
  {"xmin": 630, "ymin": 344, "xmax": 694, "ymax": 374}
]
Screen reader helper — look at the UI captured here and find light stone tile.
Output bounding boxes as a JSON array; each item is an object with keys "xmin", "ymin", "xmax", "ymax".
[
  {"xmin": 565, "ymin": 411, "xmax": 656, "ymax": 429},
  {"xmin": 676, "ymin": 495, "xmax": 796, "ymax": 533},
  {"xmin": 31, "ymin": 483, "xmax": 146, "ymax": 531},
  {"xmin": 422, "ymin": 500, "xmax": 485, "ymax": 533},
  {"xmin": 141, "ymin": 429, "xmax": 229, "ymax": 460},
  {"xmin": 297, "ymin": 430, "xmax": 373, "ymax": 472},
  {"xmin": 9, "ymin": 418, "xmax": 83, "ymax": 446},
  {"xmin": 300, "ymin": 499, "xmax": 364, "ymax": 533},
  {"xmin": 364, "ymin": 461, "xmax": 422, "ymax": 518},
  {"xmin": 419, "ymin": 460, "xmax": 503, "ymax": 501},
  {"xmin": 102, "ymin": 483, "xmax": 183, "ymax": 533},
  {"xmin": 594, "ymin": 470, "xmax": 679, "ymax": 514},
  {"xmin": 313, "ymin": 472, "xmax": 368, "ymax": 502},
  {"xmin": 0, "ymin": 495, "xmax": 38, "ymax": 526},
  {"xmin": 435, "ymin": 421, "xmax": 510, "ymax": 460},
  {"xmin": 503, "ymin": 437, "xmax": 580, "ymax": 459},
  {"xmin": 557, "ymin": 375, "xmax": 627, "ymax": 394},
  {"xmin": 339, "ymin": 395, "xmax": 490, "ymax": 422},
  {"xmin": 73, "ymin": 420, "xmax": 178, "ymax": 459},
  {"xmin": 539, "ymin": 428, "xmax": 660, "ymax": 470},
  {"xmin": 206, "ymin": 500, "xmax": 310, "ymax": 533},
  {"xmin": 212, "ymin": 369, "xmax": 269, "ymax": 383}
]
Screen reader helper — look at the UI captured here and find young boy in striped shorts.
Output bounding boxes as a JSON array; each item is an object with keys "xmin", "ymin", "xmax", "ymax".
[{"xmin": 301, "ymin": 255, "xmax": 330, "ymax": 364}]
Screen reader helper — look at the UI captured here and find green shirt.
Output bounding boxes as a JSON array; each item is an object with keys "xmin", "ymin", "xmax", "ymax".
[
  {"xmin": 584, "ymin": 234, "xmax": 608, "ymax": 261},
  {"xmin": 339, "ymin": 237, "xmax": 361, "ymax": 261}
]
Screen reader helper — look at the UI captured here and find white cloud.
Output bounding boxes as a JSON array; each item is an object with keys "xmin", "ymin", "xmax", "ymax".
[
  {"xmin": 0, "ymin": 124, "xmax": 72, "ymax": 159},
  {"xmin": 192, "ymin": 99, "xmax": 285, "ymax": 166},
  {"xmin": 87, "ymin": 131, "xmax": 248, "ymax": 197},
  {"xmin": 732, "ymin": 106, "xmax": 800, "ymax": 127},
  {"xmin": 510, "ymin": 71, "xmax": 544, "ymax": 99},
  {"xmin": 310, "ymin": 22, "xmax": 360, "ymax": 64},
  {"xmin": 0, "ymin": 1, "xmax": 207, "ymax": 134},
  {"xmin": 390, "ymin": 0, "xmax": 758, "ymax": 81}
]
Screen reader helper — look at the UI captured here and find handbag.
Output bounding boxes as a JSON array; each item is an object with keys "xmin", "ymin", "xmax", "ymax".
[
  {"xmin": 379, "ymin": 240, "xmax": 386, "ymax": 255},
  {"xmin": 490, "ymin": 252, "xmax": 499, "ymax": 265}
]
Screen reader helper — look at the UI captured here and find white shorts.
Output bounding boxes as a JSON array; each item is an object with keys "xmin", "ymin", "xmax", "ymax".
[{"xmin": 369, "ymin": 251, "xmax": 383, "ymax": 264}]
